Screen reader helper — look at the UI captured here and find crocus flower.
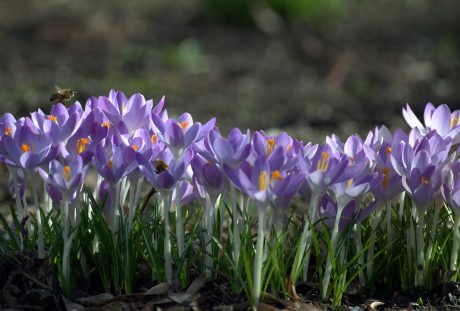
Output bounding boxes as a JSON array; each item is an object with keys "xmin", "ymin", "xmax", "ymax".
[
  {"xmin": 137, "ymin": 148, "xmax": 192, "ymax": 193},
  {"xmin": 319, "ymin": 195, "xmax": 377, "ymax": 230},
  {"xmin": 30, "ymin": 103, "xmax": 81, "ymax": 145},
  {"xmin": 2, "ymin": 118, "xmax": 58, "ymax": 170},
  {"xmin": 152, "ymin": 112, "xmax": 215, "ymax": 158},
  {"xmin": 441, "ymin": 162, "xmax": 460, "ymax": 271},
  {"xmin": 224, "ymin": 155, "xmax": 302, "ymax": 211},
  {"xmin": 38, "ymin": 155, "xmax": 86, "ymax": 202},
  {"xmin": 172, "ymin": 180, "xmax": 198, "ymax": 207},
  {"xmin": 200, "ymin": 128, "xmax": 252, "ymax": 169},
  {"xmin": 98, "ymin": 90, "xmax": 155, "ymax": 136},
  {"xmin": 191, "ymin": 154, "xmax": 225, "ymax": 201},
  {"xmin": 403, "ymin": 103, "xmax": 460, "ymax": 144},
  {"xmin": 391, "ymin": 131, "xmax": 451, "ymax": 209}
]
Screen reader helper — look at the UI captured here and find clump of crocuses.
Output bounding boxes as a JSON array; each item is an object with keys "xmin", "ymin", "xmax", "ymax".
[{"xmin": 1, "ymin": 91, "xmax": 460, "ymax": 305}]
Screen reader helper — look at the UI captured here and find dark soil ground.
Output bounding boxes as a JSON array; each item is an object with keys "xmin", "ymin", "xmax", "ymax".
[{"xmin": 2, "ymin": 250, "xmax": 460, "ymax": 310}]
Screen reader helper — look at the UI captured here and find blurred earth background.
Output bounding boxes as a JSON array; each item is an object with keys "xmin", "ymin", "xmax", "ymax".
[{"xmin": 0, "ymin": 0, "xmax": 459, "ymax": 203}]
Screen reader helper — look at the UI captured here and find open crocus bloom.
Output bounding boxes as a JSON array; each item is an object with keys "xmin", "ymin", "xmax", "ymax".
[
  {"xmin": 403, "ymin": 103, "xmax": 460, "ymax": 144},
  {"xmin": 2, "ymin": 118, "xmax": 58, "ymax": 170},
  {"xmin": 38, "ymin": 155, "xmax": 86, "ymax": 202}
]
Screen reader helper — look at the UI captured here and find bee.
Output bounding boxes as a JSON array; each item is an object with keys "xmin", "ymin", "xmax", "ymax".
[
  {"xmin": 50, "ymin": 85, "xmax": 76, "ymax": 103},
  {"xmin": 154, "ymin": 159, "xmax": 169, "ymax": 174}
]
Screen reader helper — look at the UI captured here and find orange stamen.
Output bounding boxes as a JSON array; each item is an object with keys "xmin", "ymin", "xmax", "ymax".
[
  {"xmin": 267, "ymin": 138, "xmax": 275, "ymax": 155},
  {"xmin": 76, "ymin": 137, "xmax": 90, "ymax": 154},
  {"xmin": 151, "ymin": 134, "xmax": 157, "ymax": 144},
  {"xmin": 107, "ymin": 160, "xmax": 113, "ymax": 169},
  {"xmin": 271, "ymin": 171, "xmax": 282, "ymax": 181},
  {"xmin": 4, "ymin": 127, "xmax": 12, "ymax": 136},
  {"xmin": 131, "ymin": 145, "xmax": 139, "ymax": 151},
  {"xmin": 63, "ymin": 166, "xmax": 71, "ymax": 181},
  {"xmin": 47, "ymin": 115, "xmax": 58, "ymax": 123},
  {"xmin": 21, "ymin": 143, "xmax": 30, "ymax": 153},
  {"xmin": 178, "ymin": 121, "xmax": 189, "ymax": 129},
  {"xmin": 385, "ymin": 146, "xmax": 392, "ymax": 155}
]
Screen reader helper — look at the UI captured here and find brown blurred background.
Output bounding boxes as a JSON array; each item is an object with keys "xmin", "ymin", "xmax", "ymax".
[{"xmin": 0, "ymin": 0, "xmax": 459, "ymax": 143}]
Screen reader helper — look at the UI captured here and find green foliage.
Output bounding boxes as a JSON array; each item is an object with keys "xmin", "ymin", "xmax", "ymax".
[{"xmin": 1, "ymin": 191, "xmax": 460, "ymax": 306}]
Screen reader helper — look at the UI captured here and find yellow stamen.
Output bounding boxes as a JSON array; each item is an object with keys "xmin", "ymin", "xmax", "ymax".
[
  {"xmin": 382, "ymin": 167, "xmax": 390, "ymax": 190},
  {"xmin": 131, "ymin": 145, "xmax": 139, "ymax": 151},
  {"xmin": 101, "ymin": 122, "xmax": 111, "ymax": 129},
  {"xmin": 47, "ymin": 115, "xmax": 58, "ymax": 123},
  {"xmin": 121, "ymin": 102, "xmax": 126, "ymax": 114},
  {"xmin": 151, "ymin": 134, "xmax": 157, "ymax": 144},
  {"xmin": 271, "ymin": 170, "xmax": 282, "ymax": 181},
  {"xmin": 63, "ymin": 165, "xmax": 71, "ymax": 181},
  {"xmin": 76, "ymin": 137, "xmax": 90, "ymax": 154},
  {"xmin": 451, "ymin": 117, "xmax": 459, "ymax": 129},
  {"xmin": 317, "ymin": 151, "xmax": 329, "ymax": 171},
  {"xmin": 107, "ymin": 160, "xmax": 113, "ymax": 169},
  {"xmin": 178, "ymin": 121, "xmax": 189, "ymax": 129},
  {"xmin": 421, "ymin": 176, "xmax": 431, "ymax": 185},
  {"xmin": 267, "ymin": 138, "xmax": 275, "ymax": 155},
  {"xmin": 5, "ymin": 127, "xmax": 12, "ymax": 136},
  {"xmin": 21, "ymin": 143, "xmax": 30, "ymax": 153},
  {"xmin": 346, "ymin": 178, "xmax": 353, "ymax": 189},
  {"xmin": 258, "ymin": 171, "xmax": 268, "ymax": 191},
  {"xmin": 385, "ymin": 146, "xmax": 392, "ymax": 155}
]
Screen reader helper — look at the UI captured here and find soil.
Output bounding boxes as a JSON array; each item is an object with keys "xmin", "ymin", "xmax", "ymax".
[{"xmin": 2, "ymin": 250, "xmax": 460, "ymax": 310}]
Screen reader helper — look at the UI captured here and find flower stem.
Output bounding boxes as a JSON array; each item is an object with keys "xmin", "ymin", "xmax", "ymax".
[
  {"xmin": 366, "ymin": 206, "xmax": 382, "ymax": 280},
  {"xmin": 322, "ymin": 202, "xmax": 344, "ymax": 299},
  {"xmin": 356, "ymin": 224, "xmax": 364, "ymax": 286},
  {"xmin": 415, "ymin": 205, "xmax": 425, "ymax": 287},
  {"xmin": 11, "ymin": 168, "xmax": 24, "ymax": 221},
  {"xmin": 254, "ymin": 207, "xmax": 266, "ymax": 304},
  {"xmin": 60, "ymin": 197, "xmax": 69, "ymax": 242},
  {"xmin": 303, "ymin": 194, "xmax": 319, "ymax": 281},
  {"xmin": 163, "ymin": 194, "xmax": 173, "ymax": 283},
  {"xmin": 426, "ymin": 199, "xmax": 441, "ymax": 264},
  {"xmin": 31, "ymin": 176, "xmax": 45, "ymax": 259},
  {"xmin": 175, "ymin": 184, "xmax": 184, "ymax": 258},
  {"xmin": 291, "ymin": 194, "xmax": 318, "ymax": 283},
  {"xmin": 450, "ymin": 211, "xmax": 460, "ymax": 272},
  {"xmin": 128, "ymin": 180, "xmax": 136, "ymax": 230},
  {"xmin": 230, "ymin": 185, "xmax": 241, "ymax": 269}
]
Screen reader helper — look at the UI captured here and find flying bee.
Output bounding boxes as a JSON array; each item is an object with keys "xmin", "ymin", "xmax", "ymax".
[
  {"xmin": 154, "ymin": 159, "xmax": 169, "ymax": 174},
  {"xmin": 50, "ymin": 85, "xmax": 76, "ymax": 103}
]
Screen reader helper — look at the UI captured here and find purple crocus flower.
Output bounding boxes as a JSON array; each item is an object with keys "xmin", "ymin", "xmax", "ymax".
[
  {"xmin": 319, "ymin": 195, "xmax": 377, "ymax": 230},
  {"xmin": 30, "ymin": 103, "xmax": 81, "ymax": 145},
  {"xmin": 152, "ymin": 112, "xmax": 215, "ymax": 159},
  {"xmin": 172, "ymin": 180, "xmax": 198, "ymax": 207},
  {"xmin": 403, "ymin": 103, "xmax": 460, "ymax": 144},
  {"xmin": 2, "ymin": 118, "xmax": 58, "ymax": 170},
  {"xmin": 93, "ymin": 140, "xmax": 134, "ymax": 185},
  {"xmin": 191, "ymin": 154, "xmax": 225, "ymax": 201},
  {"xmin": 442, "ymin": 162, "xmax": 460, "ymax": 211},
  {"xmin": 364, "ymin": 128, "xmax": 407, "ymax": 204},
  {"xmin": 200, "ymin": 128, "xmax": 252, "ymax": 169},
  {"xmin": 391, "ymin": 131, "xmax": 450, "ymax": 209},
  {"xmin": 224, "ymin": 155, "xmax": 302, "ymax": 210},
  {"xmin": 38, "ymin": 155, "xmax": 86, "ymax": 202},
  {"xmin": 98, "ymin": 90, "xmax": 155, "ymax": 136},
  {"xmin": 137, "ymin": 148, "xmax": 193, "ymax": 193}
]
